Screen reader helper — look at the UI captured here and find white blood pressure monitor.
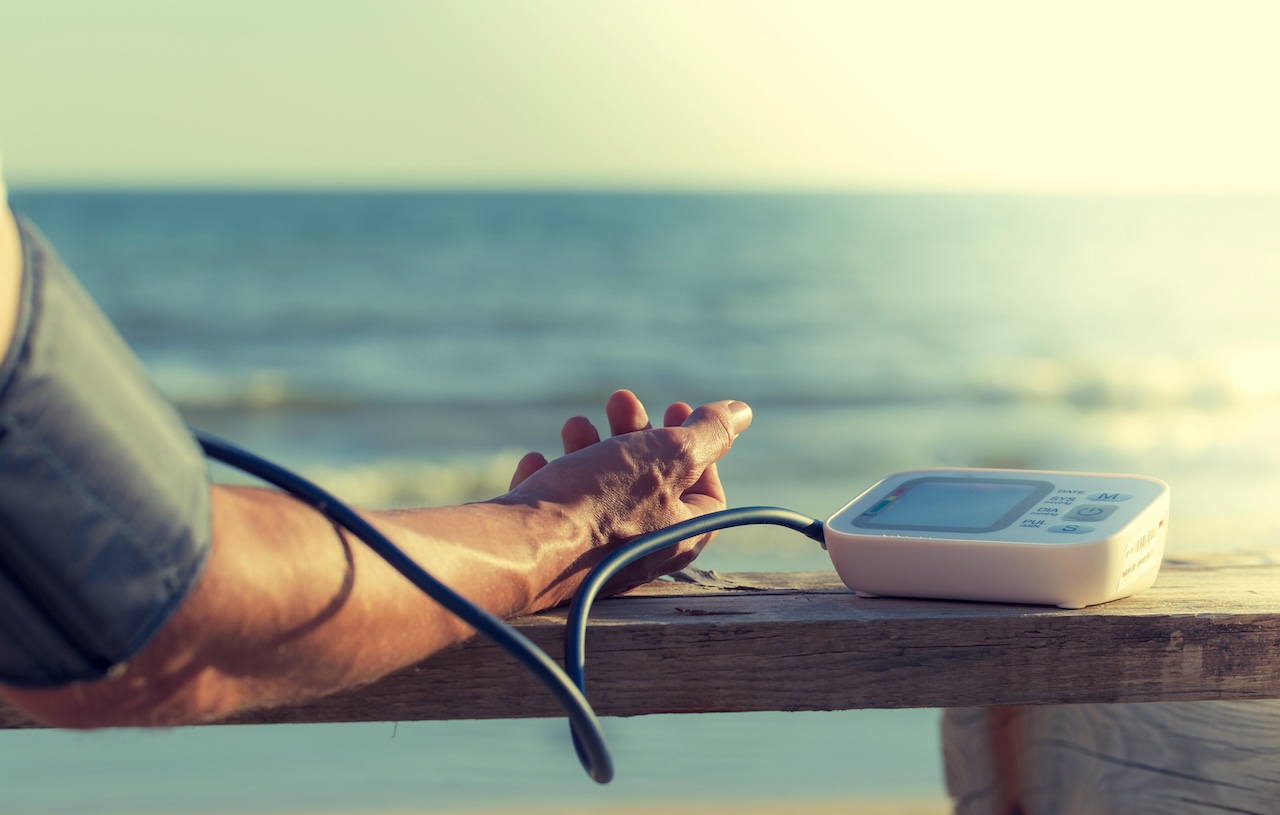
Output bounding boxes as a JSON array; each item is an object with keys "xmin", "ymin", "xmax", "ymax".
[{"xmin": 824, "ymin": 468, "xmax": 1170, "ymax": 609}]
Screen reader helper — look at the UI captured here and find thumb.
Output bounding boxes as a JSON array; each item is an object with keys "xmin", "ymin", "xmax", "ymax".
[{"xmin": 681, "ymin": 400, "xmax": 752, "ymax": 464}]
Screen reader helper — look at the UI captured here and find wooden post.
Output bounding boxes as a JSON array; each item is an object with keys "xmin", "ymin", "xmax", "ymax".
[{"xmin": 943, "ymin": 553, "xmax": 1280, "ymax": 815}]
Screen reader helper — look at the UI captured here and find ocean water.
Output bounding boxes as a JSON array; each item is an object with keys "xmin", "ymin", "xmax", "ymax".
[{"xmin": 3, "ymin": 191, "xmax": 1279, "ymax": 813}]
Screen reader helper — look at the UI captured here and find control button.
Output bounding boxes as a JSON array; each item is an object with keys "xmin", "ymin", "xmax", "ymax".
[
  {"xmin": 1063, "ymin": 504, "xmax": 1117, "ymax": 522},
  {"xmin": 1049, "ymin": 524, "xmax": 1096, "ymax": 534},
  {"xmin": 1087, "ymin": 491, "xmax": 1132, "ymax": 502}
]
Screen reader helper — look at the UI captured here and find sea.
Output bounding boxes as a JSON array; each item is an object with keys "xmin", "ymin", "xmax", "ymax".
[{"xmin": 2, "ymin": 191, "xmax": 1279, "ymax": 813}]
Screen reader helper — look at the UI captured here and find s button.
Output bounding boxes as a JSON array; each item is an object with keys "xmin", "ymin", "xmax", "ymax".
[{"xmin": 1049, "ymin": 524, "xmax": 1096, "ymax": 534}]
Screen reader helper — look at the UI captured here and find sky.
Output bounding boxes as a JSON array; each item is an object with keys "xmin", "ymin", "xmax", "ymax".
[{"xmin": 2, "ymin": 0, "xmax": 1279, "ymax": 192}]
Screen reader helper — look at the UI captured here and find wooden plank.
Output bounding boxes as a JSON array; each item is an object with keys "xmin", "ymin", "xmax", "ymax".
[{"xmin": 1, "ymin": 556, "xmax": 1278, "ymax": 728}]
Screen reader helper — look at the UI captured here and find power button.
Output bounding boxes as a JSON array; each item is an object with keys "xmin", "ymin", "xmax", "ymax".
[{"xmin": 1063, "ymin": 504, "xmax": 1117, "ymax": 522}]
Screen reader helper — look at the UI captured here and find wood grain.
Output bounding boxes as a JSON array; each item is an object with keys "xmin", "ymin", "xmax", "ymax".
[
  {"xmin": 944, "ymin": 701, "xmax": 1280, "ymax": 814},
  {"xmin": 1, "ymin": 556, "xmax": 1277, "ymax": 729}
]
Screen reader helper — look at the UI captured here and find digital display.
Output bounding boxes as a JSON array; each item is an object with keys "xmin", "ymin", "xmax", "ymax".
[{"xmin": 853, "ymin": 477, "xmax": 1053, "ymax": 533}]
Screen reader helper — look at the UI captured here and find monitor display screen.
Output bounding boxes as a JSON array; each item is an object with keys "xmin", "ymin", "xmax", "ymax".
[{"xmin": 853, "ymin": 477, "xmax": 1053, "ymax": 533}]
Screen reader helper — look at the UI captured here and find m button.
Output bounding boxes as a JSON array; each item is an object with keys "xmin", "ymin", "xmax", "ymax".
[{"xmin": 1087, "ymin": 492, "xmax": 1132, "ymax": 502}]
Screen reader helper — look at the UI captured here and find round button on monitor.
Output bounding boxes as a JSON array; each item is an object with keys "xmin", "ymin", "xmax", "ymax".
[{"xmin": 1064, "ymin": 504, "xmax": 1117, "ymax": 522}]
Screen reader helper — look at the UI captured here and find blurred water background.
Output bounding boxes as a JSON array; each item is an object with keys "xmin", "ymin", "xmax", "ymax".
[{"xmin": 2, "ymin": 191, "xmax": 1278, "ymax": 813}]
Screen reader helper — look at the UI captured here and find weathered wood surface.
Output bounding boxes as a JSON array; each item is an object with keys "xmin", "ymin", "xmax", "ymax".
[
  {"xmin": 943, "ymin": 702, "xmax": 1280, "ymax": 814},
  {"xmin": 1, "ymin": 555, "xmax": 1277, "ymax": 729}
]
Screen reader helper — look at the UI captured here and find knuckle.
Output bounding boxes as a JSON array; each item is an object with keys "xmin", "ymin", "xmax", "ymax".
[{"xmin": 692, "ymin": 403, "xmax": 735, "ymax": 455}]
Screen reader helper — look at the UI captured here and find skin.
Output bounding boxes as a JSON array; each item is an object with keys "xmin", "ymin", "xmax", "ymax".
[
  {"xmin": 0, "ymin": 209, "xmax": 752, "ymax": 728},
  {"xmin": 0, "ymin": 208, "xmax": 18, "ymax": 361}
]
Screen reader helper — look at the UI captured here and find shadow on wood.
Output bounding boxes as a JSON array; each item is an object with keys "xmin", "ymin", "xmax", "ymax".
[{"xmin": 4, "ymin": 554, "xmax": 1274, "ymax": 730}]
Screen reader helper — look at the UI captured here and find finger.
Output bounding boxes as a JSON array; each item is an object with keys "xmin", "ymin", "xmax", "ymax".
[
  {"xmin": 561, "ymin": 416, "xmax": 601, "ymax": 455},
  {"xmin": 680, "ymin": 400, "xmax": 752, "ymax": 464},
  {"xmin": 663, "ymin": 401, "xmax": 693, "ymax": 428},
  {"xmin": 606, "ymin": 389, "xmax": 651, "ymax": 436},
  {"xmin": 508, "ymin": 451, "xmax": 548, "ymax": 490},
  {"xmin": 676, "ymin": 401, "xmax": 751, "ymax": 505}
]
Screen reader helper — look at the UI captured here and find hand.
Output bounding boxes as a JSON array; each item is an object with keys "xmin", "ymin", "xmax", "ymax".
[
  {"xmin": 500, "ymin": 389, "xmax": 752, "ymax": 605},
  {"xmin": 0, "ymin": 388, "xmax": 749, "ymax": 729}
]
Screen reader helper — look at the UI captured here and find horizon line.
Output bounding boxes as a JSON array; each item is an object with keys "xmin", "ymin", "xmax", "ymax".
[{"xmin": 10, "ymin": 182, "xmax": 1280, "ymax": 198}]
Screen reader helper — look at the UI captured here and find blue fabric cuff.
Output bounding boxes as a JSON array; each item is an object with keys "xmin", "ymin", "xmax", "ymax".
[{"xmin": 0, "ymin": 214, "xmax": 211, "ymax": 688}]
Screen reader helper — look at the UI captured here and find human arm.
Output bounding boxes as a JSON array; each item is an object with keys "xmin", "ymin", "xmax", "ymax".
[
  {"xmin": 0, "ymin": 389, "xmax": 751, "ymax": 728},
  {"xmin": 0, "ymin": 207, "xmax": 20, "ymax": 362}
]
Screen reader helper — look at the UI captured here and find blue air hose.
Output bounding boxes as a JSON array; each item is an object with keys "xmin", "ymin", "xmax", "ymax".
[
  {"xmin": 192, "ymin": 428, "xmax": 615, "ymax": 782},
  {"xmin": 565, "ymin": 507, "xmax": 826, "ymax": 692},
  {"xmin": 194, "ymin": 428, "xmax": 827, "ymax": 783},
  {"xmin": 562, "ymin": 507, "xmax": 826, "ymax": 766}
]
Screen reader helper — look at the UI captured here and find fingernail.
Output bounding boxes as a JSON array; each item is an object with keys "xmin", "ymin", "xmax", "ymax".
[{"xmin": 728, "ymin": 401, "xmax": 752, "ymax": 437}]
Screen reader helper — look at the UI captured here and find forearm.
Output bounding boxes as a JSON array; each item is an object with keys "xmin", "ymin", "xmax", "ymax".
[
  {"xmin": 0, "ymin": 205, "xmax": 749, "ymax": 729},
  {"xmin": 2, "ymin": 483, "xmax": 585, "ymax": 728},
  {"xmin": 1, "ymin": 392, "xmax": 748, "ymax": 730}
]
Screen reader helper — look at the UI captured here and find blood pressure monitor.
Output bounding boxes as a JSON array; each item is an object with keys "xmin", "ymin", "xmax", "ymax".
[{"xmin": 824, "ymin": 468, "xmax": 1170, "ymax": 608}]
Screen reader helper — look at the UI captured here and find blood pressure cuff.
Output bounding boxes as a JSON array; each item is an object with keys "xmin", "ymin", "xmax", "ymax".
[{"xmin": 0, "ymin": 214, "xmax": 211, "ymax": 688}]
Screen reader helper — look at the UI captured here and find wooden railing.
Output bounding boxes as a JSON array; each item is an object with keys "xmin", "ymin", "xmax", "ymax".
[{"xmin": 3, "ymin": 554, "xmax": 1278, "ymax": 813}]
